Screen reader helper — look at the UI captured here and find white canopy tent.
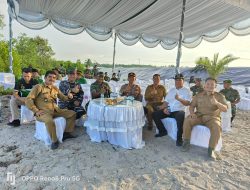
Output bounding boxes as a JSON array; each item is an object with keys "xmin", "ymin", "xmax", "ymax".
[{"xmin": 7, "ymin": 0, "xmax": 250, "ymax": 72}]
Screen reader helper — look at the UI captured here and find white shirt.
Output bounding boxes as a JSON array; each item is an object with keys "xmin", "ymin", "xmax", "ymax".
[{"xmin": 165, "ymin": 86, "xmax": 192, "ymax": 112}]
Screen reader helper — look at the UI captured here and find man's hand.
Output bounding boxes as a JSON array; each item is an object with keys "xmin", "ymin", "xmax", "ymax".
[
  {"xmin": 68, "ymin": 93, "xmax": 73, "ymax": 99},
  {"xmin": 210, "ymin": 95, "xmax": 219, "ymax": 106},
  {"xmin": 20, "ymin": 97, "xmax": 26, "ymax": 104},
  {"xmin": 71, "ymin": 86, "xmax": 80, "ymax": 93},
  {"xmin": 74, "ymin": 100, "xmax": 80, "ymax": 106},
  {"xmin": 189, "ymin": 113, "xmax": 197, "ymax": 119},
  {"xmin": 175, "ymin": 93, "xmax": 180, "ymax": 101},
  {"xmin": 163, "ymin": 108, "xmax": 170, "ymax": 115},
  {"xmin": 35, "ymin": 110, "xmax": 45, "ymax": 117},
  {"xmin": 100, "ymin": 88, "xmax": 106, "ymax": 94}
]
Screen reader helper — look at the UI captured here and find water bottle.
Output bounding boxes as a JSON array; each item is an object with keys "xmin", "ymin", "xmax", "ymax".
[{"xmin": 100, "ymin": 93, "xmax": 104, "ymax": 105}]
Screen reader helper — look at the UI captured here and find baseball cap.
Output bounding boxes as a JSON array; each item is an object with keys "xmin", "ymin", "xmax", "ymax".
[
  {"xmin": 128, "ymin": 72, "xmax": 136, "ymax": 77},
  {"xmin": 223, "ymin": 79, "xmax": 232, "ymax": 84},
  {"xmin": 173, "ymin": 73, "xmax": 184, "ymax": 80},
  {"xmin": 67, "ymin": 68, "xmax": 77, "ymax": 74}
]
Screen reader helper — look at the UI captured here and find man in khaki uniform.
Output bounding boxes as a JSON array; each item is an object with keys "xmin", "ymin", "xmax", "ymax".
[
  {"xmin": 25, "ymin": 70, "xmax": 76, "ymax": 150},
  {"xmin": 144, "ymin": 74, "xmax": 167, "ymax": 130},
  {"xmin": 119, "ymin": 72, "xmax": 143, "ymax": 102},
  {"xmin": 181, "ymin": 77, "xmax": 228, "ymax": 160}
]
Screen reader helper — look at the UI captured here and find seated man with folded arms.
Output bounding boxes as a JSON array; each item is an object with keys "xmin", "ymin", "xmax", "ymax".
[
  {"xmin": 104, "ymin": 72, "xmax": 110, "ymax": 82},
  {"xmin": 111, "ymin": 73, "xmax": 119, "ymax": 82},
  {"xmin": 91, "ymin": 72, "xmax": 111, "ymax": 99},
  {"xmin": 7, "ymin": 68, "xmax": 38, "ymax": 127},
  {"xmin": 181, "ymin": 77, "xmax": 228, "ymax": 160},
  {"xmin": 25, "ymin": 70, "xmax": 77, "ymax": 150},
  {"xmin": 59, "ymin": 68, "xmax": 85, "ymax": 119},
  {"xmin": 119, "ymin": 72, "xmax": 143, "ymax": 102},
  {"xmin": 152, "ymin": 74, "xmax": 191, "ymax": 146},
  {"xmin": 144, "ymin": 74, "xmax": 167, "ymax": 130}
]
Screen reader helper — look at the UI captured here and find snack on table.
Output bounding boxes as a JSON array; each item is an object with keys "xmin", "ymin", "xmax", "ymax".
[{"xmin": 105, "ymin": 97, "xmax": 124, "ymax": 105}]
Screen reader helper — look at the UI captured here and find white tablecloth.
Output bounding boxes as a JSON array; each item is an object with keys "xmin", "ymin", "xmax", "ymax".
[{"xmin": 85, "ymin": 99, "xmax": 145, "ymax": 149}]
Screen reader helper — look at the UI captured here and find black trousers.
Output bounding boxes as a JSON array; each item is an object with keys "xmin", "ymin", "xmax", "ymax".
[{"xmin": 152, "ymin": 110, "xmax": 185, "ymax": 141}]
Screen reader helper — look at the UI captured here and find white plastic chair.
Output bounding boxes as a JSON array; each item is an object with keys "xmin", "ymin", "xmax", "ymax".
[
  {"xmin": 20, "ymin": 105, "xmax": 35, "ymax": 124},
  {"xmin": 159, "ymin": 118, "xmax": 222, "ymax": 151},
  {"xmin": 34, "ymin": 117, "xmax": 66, "ymax": 145}
]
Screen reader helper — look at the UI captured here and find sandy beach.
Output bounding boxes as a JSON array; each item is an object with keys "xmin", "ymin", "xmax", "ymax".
[{"xmin": 0, "ymin": 95, "xmax": 249, "ymax": 189}]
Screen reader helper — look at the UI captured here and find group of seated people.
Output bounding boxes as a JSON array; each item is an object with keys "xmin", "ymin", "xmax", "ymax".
[
  {"xmin": 104, "ymin": 71, "xmax": 121, "ymax": 82},
  {"xmin": 6, "ymin": 67, "xmax": 241, "ymax": 160}
]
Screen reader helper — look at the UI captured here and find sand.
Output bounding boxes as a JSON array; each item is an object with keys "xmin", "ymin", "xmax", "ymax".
[{"xmin": 0, "ymin": 95, "xmax": 249, "ymax": 190}]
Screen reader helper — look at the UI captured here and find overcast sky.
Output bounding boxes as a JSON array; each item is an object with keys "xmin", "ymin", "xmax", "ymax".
[{"xmin": 1, "ymin": 1, "xmax": 250, "ymax": 67}]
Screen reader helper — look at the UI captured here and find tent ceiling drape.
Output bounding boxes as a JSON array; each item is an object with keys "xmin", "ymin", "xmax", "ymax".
[{"xmin": 7, "ymin": 0, "xmax": 250, "ymax": 49}]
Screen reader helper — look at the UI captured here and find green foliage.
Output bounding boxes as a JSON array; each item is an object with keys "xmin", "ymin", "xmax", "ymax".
[
  {"xmin": 0, "ymin": 14, "xmax": 5, "ymax": 38},
  {"xmin": 0, "ymin": 86, "xmax": 13, "ymax": 96},
  {"xmin": 0, "ymin": 15, "xmax": 4, "ymax": 29},
  {"xmin": 0, "ymin": 41, "xmax": 22, "ymax": 78},
  {"xmin": 13, "ymin": 33, "xmax": 55, "ymax": 71},
  {"xmin": 193, "ymin": 53, "xmax": 238, "ymax": 79}
]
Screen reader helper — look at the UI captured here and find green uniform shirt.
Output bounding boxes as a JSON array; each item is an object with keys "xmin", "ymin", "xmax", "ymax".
[
  {"xmin": 220, "ymin": 88, "xmax": 240, "ymax": 116},
  {"xmin": 190, "ymin": 85, "xmax": 204, "ymax": 96},
  {"xmin": 90, "ymin": 81, "xmax": 111, "ymax": 99},
  {"xmin": 77, "ymin": 77, "xmax": 87, "ymax": 84}
]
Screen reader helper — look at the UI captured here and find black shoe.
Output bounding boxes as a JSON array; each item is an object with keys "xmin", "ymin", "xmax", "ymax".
[
  {"xmin": 176, "ymin": 140, "xmax": 183, "ymax": 146},
  {"xmin": 155, "ymin": 131, "xmax": 168, "ymax": 138},
  {"xmin": 181, "ymin": 140, "xmax": 190, "ymax": 152},
  {"xmin": 62, "ymin": 132, "xmax": 77, "ymax": 141},
  {"xmin": 7, "ymin": 119, "xmax": 21, "ymax": 127},
  {"xmin": 51, "ymin": 141, "xmax": 59, "ymax": 150}
]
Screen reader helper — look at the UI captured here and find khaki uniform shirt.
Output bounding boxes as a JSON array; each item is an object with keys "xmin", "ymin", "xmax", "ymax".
[
  {"xmin": 191, "ymin": 91, "xmax": 227, "ymax": 118},
  {"xmin": 144, "ymin": 84, "xmax": 167, "ymax": 103},
  {"xmin": 25, "ymin": 83, "xmax": 69, "ymax": 114},
  {"xmin": 119, "ymin": 83, "xmax": 142, "ymax": 102}
]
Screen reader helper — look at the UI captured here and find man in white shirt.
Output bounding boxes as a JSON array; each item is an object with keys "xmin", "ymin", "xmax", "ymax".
[{"xmin": 152, "ymin": 74, "xmax": 192, "ymax": 146}]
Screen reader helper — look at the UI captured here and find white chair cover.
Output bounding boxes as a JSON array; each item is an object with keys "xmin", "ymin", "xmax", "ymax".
[
  {"xmin": 221, "ymin": 101, "xmax": 232, "ymax": 132},
  {"xmin": 20, "ymin": 105, "xmax": 35, "ymax": 124},
  {"xmin": 34, "ymin": 117, "xmax": 66, "ymax": 145},
  {"xmin": 0, "ymin": 72, "xmax": 15, "ymax": 89},
  {"xmin": 237, "ymin": 97, "xmax": 250, "ymax": 111},
  {"xmin": 191, "ymin": 125, "xmax": 222, "ymax": 151},
  {"xmin": 159, "ymin": 118, "xmax": 222, "ymax": 151},
  {"xmin": 80, "ymin": 84, "xmax": 91, "ymax": 107}
]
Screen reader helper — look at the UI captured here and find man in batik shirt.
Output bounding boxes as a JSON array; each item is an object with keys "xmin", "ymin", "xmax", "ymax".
[{"xmin": 59, "ymin": 68, "xmax": 85, "ymax": 119}]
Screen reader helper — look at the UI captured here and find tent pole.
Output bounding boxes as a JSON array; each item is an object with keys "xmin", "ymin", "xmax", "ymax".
[
  {"xmin": 112, "ymin": 33, "xmax": 117, "ymax": 73},
  {"xmin": 175, "ymin": 0, "xmax": 186, "ymax": 74},
  {"xmin": 9, "ymin": 13, "xmax": 13, "ymax": 73}
]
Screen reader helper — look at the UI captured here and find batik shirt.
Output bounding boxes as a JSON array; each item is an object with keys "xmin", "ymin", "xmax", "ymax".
[{"xmin": 58, "ymin": 80, "xmax": 84, "ymax": 110}]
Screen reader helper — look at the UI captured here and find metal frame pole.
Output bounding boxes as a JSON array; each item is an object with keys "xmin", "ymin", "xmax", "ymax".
[
  {"xmin": 112, "ymin": 33, "xmax": 117, "ymax": 73},
  {"xmin": 9, "ymin": 13, "xmax": 13, "ymax": 73},
  {"xmin": 175, "ymin": 0, "xmax": 186, "ymax": 74}
]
